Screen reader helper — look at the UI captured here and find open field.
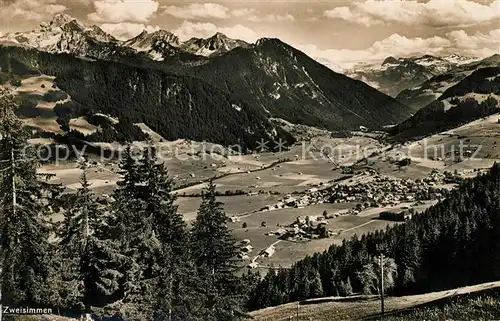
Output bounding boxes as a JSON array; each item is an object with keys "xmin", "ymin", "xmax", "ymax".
[
  {"xmin": 390, "ymin": 113, "xmax": 500, "ymax": 171},
  {"xmin": 177, "ymin": 194, "xmax": 284, "ymax": 222},
  {"xmin": 247, "ymin": 281, "xmax": 500, "ymax": 321}
]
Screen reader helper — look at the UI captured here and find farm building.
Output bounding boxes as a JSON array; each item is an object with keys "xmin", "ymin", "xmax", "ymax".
[
  {"xmin": 379, "ymin": 211, "xmax": 413, "ymax": 222},
  {"xmin": 260, "ymin": 246, "xmax": 276, "ymax": 257},
  {"xmin": 237, "ymin": 254, "xmax": 250, "ymax": 260},
  {"xmin": 241, "ymin": 245, "xmax": 254, "ymax": 253}
]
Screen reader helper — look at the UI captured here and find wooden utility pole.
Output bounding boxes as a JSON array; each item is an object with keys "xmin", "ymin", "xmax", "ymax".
[
  {"xmin": 380, "ymin": 254, "xmax": 385, "ymax": 315},
  {"xmin": 11, "ymin": 147, "xmax": 16, "ymax": 218}
]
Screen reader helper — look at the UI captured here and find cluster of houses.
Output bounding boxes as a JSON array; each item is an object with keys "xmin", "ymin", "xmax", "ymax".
[
  {"xmin": 238, "ymin": 239, "xmax": 253, "ymax": 260},
  {"xmin": 261, "ymin": 192, "xmax": 324, "ymax": 212},
  {"xmin": 425, "ymin": 169, "xmax": 465, "ymax": 184},
  {"xmin": 258, "ymin": 170, "xmax": 450, "ymax": 216},
  {"xmin": 267, "ymin": 215, "xmax": 333, "ymax": 241},
  {"xmin": 322, "ymin": 172, "xmax": 449, "ymax": 207}
]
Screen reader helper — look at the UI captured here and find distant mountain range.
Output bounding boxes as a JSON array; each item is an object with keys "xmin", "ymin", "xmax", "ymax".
[
  {"xmin": 0, "ymin": 14, "xmax": 251, "ymax": 61},
  {"xmin": 346, "ymin": 55, "xmax": 481, "ymax": 101},
  {"xmin": 389, "ymin": 66, "xmax": 500, "ymax": 141},
  {"xmin": 0, "ymin": 14, "xmax": 411, "ymax": 148},
  {"xmin": 396, "ymin": 54, "xmax": 500, "ymax": 113}
]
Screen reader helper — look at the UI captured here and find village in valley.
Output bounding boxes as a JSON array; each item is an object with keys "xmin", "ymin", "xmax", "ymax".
[{"xmin": 226, "ymin": 155, "xmax": 472, "ymax": 270}]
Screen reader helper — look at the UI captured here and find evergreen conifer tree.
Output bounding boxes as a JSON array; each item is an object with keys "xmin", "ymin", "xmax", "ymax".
[
  {"xmin": 109, "ymin": 144, "xmax": 161, "ymax": 318},
  {"xmin": 138, "ymin": 145, "xmax": 187, "ymax": 257},
  {"xmin": 57, "ymin": 160, "xmax": 123, "ymax": 313},
  {"xmin": 0, "ymin": 89, "xmax": 60, "ymax": 306},
  {"xmin": 190, "ymin": 181, "xmax": 242, "ymax": 319}
]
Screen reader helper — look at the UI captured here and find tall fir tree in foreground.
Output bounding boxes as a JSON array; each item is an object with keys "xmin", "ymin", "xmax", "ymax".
[
  {"xmin": 108, "ymin": 143, "xmax": 162, "ymax": 318},
  {"xmin": 138, "ymin": 146, "xmax": 187, "ymax": 257},
  {"xmin": 57, "ymin": 159, "xmax": 123, "ymax": 313},
  {"xmin": 109, "ymin": 143, "xmax": 194, "ymax": 319},
  {"xmin": 137, "ymin": 145, "xmax": 205, "ymax": 320},
  {"xmin": 0, "ymin": 89, "xmax": 60, "ymax": 306},
  {"xmin": 190, "ymin": 181, "xmax": 243, "ymax": 320}
]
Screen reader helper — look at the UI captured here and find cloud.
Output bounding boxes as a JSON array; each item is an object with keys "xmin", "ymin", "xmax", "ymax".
[
  {"xmin": 299, "ymin": 29, "xmax": 500, "ymax": 70},
  {"xmin": 163, "ymin": 3, "xmax": 294, "ymax": 22},
  {"xmin": 325, "ymin": 0, "xmax": 500, "ymax": 27},
  {"xmin": 172, "ymin": 21, "xmax": 262, "ymax": 43},
  {"xmin": 164, "ymin": 3, "xmax": 230, "ymax": 19},
  {"xmin": 100, "ymin": 22, "xmax": 159, "ymax": 39},
  {"xmin": 325, "ymin": 6, "xmax": 380, "ymax": 26},
  {"xmin": 0, "ymin": 0, "xmax": 66, "ymax": 21},
  {"xmin": 447, "ymin": 29, "xmax": 500, "ymax": 57},
  {"xmin": 247, "ymin": 13, "xmax": 295, "ymax": 22},
  {"xmin": 232, "ymin": 8, "xmax": 256, "ymax": 17},
  {"xmin": 88, "ymin": 0, "xmax": 159, "ymax": 23}
]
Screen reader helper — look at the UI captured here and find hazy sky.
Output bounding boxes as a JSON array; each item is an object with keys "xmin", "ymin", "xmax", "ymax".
[{"xmin": 0, "ymin": 0, "xmax": 499, "ymax": 68}]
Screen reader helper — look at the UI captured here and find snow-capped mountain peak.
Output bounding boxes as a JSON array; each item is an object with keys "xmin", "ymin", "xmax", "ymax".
[
  {"xmin": 122, "ymin": 29, "xmax": 181, "ymax": 60},
  {"xmin": 124, "ymin": 29, "xmax": 180, "ymax": 49},
  {"xmin": 181, "ymin": 33, "xmax": 249, "ymax": 57},
  {"xmin": 49, "ymin": 13, "xmax": 77, "ymax": 28},
  {"xmin": 0, "ymin": 13, "xmax": 117, "ymax": 57}
]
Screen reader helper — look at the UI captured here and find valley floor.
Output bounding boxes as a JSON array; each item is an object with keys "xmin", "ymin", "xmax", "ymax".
[{"xmin": 39, "ymin": 115, "xmax": 500, "ymax": 274}]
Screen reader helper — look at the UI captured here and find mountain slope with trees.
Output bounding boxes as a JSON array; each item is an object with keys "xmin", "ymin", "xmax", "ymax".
[{"xmin": 0, "ymin": 45, "xmax": 292, "ymax": 150}]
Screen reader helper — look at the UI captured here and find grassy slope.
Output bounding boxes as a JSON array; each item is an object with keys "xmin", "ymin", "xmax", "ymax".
[{"xmin": 247, "ymin": 281, "xmax": 500, "ymax": 321}]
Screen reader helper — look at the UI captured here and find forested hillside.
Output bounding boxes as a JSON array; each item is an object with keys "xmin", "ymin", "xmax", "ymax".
[
  {"xmin": 189, "ymin": 38, "xmax": 410, "ymax": 130},
  {"xmin": 248, "ymin": 162, "xmax": 500, "ymax": 310}
]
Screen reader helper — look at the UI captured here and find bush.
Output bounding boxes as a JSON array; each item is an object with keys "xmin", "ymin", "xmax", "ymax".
[
  {"xmin": 42, "ymin": 90, "xmax": 68, "ymax": 102},
  {"xmin": 15, "ymin": 99, "xmax": 40, "ymax": 118},
  {"xmin": 10, "ymin": 78, "xmax": 22, "ymax": 87},
  {"xmin": 398, "ymin": 158, "xmax": 412, "ymax": 167}
]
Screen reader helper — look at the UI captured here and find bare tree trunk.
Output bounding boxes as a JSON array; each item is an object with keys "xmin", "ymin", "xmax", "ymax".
[
  {"xmin": 11, "ymin": 147, "xmax": 16, "ymax": 219},
  {"xmin": 168, "ymin": 276, "xmax": 172, "ymax": 321}
]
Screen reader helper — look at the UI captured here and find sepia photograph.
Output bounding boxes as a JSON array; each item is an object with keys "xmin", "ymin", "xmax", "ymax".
[{"xmin": 0, "ymin": 0, "xmax": 499, "ymax": 320}]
